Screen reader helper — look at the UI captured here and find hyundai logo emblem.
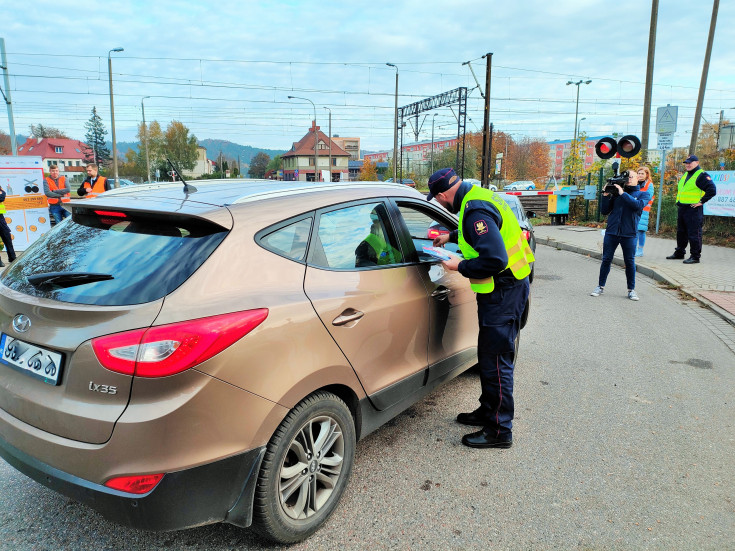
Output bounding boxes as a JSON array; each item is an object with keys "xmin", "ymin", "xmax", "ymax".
[{"xmin": 12, "ymin": 314, "xmax": 31, "ymax": 333}]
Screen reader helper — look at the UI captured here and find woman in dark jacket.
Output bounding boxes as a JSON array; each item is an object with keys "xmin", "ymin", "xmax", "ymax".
[{"xmin": 590, "ymin": 169, "xmax": 653, "ymax": 301}]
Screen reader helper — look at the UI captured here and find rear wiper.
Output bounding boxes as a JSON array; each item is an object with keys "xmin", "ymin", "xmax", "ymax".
[{"xmin": 27, "ymin": 272, "xmax": 115, "ymax": 290}]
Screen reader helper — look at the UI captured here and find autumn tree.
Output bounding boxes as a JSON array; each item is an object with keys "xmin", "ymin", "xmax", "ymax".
[
  {"xmin": 358, "ymin": 157, "xmax": 378, "ymax": 181},
  {"xmin": 163, "ymin": 121, "xmax": 198, "ymax": 172},
  {"xmin": 83, "ymin": 107, "xmax": 110, "ymax": 166},
  {"xmin": 29, "ymin": 124, "xmax": 68, "ymax": 139},
  {"xmin": 266, "ymin": 154, "xmax": 283, "ymax": 174},
  {"xmin": 249, "ymin": 152, "xmax": 270, "ymax": 178},
  {"xmin": 507, "ymin": 137, "xmax": 551, "ymax": 183},
  {"xmin": 0, "ymin": 129, "xmax": 11, "ymax": 155},
  {"xmin": 563, "ymin": 132, "xmax": 587, "ymax": 184},
  {"xmin": 135, "ymin": 120, "xmax": 165, "ymax": 178}
]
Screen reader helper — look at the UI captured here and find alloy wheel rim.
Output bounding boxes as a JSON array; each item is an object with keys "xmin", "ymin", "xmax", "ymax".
[{"xmin": 278, "ymin": 415, "xmax": 345, "ymax": 520}]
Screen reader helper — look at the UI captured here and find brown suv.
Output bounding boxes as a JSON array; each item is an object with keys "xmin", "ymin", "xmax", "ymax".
[{"xmin": 0, "ymin": 180, "xmax": 527, "ymax": 543}]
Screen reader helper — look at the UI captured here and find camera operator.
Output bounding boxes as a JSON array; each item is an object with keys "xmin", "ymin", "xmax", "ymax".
[{"xmin": 590, "ymin": 169, "xmax": 652, "ymax": 301}]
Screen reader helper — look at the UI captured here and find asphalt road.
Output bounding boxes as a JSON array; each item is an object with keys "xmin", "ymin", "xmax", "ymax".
[{"xmin": 1, "ymin": 245, "xmax": 734, "ymax": 550}]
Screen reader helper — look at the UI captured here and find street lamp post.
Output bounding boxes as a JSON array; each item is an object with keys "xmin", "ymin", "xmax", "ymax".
[
  {"xmin": 567, "ymin": 79, "xmax": 591, "ymax": 145},
  {"xmin": 288, "ymin": 96, "xmax": 318, "ymax": 182},
  {"xmin": 108, "ymin": 47, "xmax": 124, "ymax": 188},
  {"xmin": 324, "ymin": 106, "xmax": 332, "ymax": 182},
  {"xmin": 387, "ymin": 63, "xmax": 398, "ymax": 182},
  {"xmin": 431, "ymin": 113, "xmax": 437, "ymax": 173},
  {"xmin": 576, "ymin": 117, "xmax": 586, "ymax": 139},
  {"xmin": 141, "ymin": 96, "xmax": 151, "ymax": 183}
]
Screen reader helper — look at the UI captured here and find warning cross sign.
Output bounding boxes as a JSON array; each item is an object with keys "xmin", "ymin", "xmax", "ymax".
[{"xmin": 656, "ymin": 105, "xmax": 678, "ymax": 134}]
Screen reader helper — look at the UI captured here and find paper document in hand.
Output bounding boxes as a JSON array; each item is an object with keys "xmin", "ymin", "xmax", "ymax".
[{"xmin": 422, "ymin": 246, "xmax": 457, "ymax": 261}]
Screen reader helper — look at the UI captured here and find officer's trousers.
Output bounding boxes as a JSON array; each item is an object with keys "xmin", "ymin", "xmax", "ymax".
[
  {"xmin": 0, "ymin": 217, "xmax": 16, "ymax": 261},
  {"xmin": 475, "ymin": 278, "xmax": 530, "ymax": 439},
  {"xmin": 675, "ymin": 204, "xmax": 704, "ymax": 260}
]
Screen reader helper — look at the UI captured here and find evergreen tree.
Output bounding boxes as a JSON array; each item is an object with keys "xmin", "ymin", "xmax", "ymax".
[{"xmin": 83, "ymin": 107, "xmax": 111, "ymax": 166}]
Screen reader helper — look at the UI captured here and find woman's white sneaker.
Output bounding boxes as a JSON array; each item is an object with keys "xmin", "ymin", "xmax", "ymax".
[
  {"xmin": 590, "ymin": 286, "xmax": 604, "ymax": 297},
  {"xmin": 628, "ymin": 290, "xmax": 639, "ymax": 301}
]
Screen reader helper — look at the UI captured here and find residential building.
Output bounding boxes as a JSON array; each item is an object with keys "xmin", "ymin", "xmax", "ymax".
[
  {"xmin": 16, "ymin": 137, "xmax": 89, "ymax": 180},
  {"xmin": 330, "ymin": 136, "xmax": 360, "ymax": 160},
  {"xmin": 282, "ymin": 122, "xmax": 350, "ymax": 182},
  {"xmin": 547, "ymin": 136, "xmax": 607, "ymax": 179},
  {"xmin": 364, "ymin": 137, "xmax": 460, "ymax": 168}
]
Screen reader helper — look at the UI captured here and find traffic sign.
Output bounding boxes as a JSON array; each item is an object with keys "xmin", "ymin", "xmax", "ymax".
[
  {"xmin": 656, "ymin": 105, "xmax": 678, "ymax": 134},
  {"xmin": 657, "ymin": 132, "xmax": 674, "ymax": 150}
]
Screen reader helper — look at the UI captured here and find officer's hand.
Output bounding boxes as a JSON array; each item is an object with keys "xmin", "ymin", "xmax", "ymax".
[
  {"xmin": 442, "ymin": 256, "xmax": 461, "ymax": 271},
  {"xmin": 691, "ymin": 202, "xmax": 702, "ymax": 208},
  {"xmin": 433, "ymin": 233, "xmax": 450, "ymax": 247}
]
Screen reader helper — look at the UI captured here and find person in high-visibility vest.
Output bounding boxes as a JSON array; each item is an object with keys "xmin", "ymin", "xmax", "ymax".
[
  {"xmin": 354, "ymin": 207, "xmax": 402, "ymax": 267},
  {"xmin": 77, "ymin": 163, "xmax": 111, "ymax": 198},
  {"xmin": 0, "ymin": 184, "xmax": 17, "ymax": 267},
  {"xmin": 665, "ymin": 155, "xmax": 717, "ymax": 264},
  {"xmin": 43, "ymin": 164, "xmax": 71, "ymax": 223},
  {"xmin": 428, "ymin": 168, "xmax": 534, "ymax": 450},
  {"xmin": 634, "ymin": 166, "xmax": 655, "ymax": 257}
]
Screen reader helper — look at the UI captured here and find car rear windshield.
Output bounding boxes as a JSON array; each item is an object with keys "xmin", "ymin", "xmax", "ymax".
[{"xmin": 1, "ymin": 207, "xmax": 228, "ymax": 306}]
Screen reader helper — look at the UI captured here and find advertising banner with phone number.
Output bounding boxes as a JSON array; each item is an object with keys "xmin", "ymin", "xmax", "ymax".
[
  {"xmin": 704, "ymin": 171, "xmax": 735, "ymax": 218},
  {"xmin": 0, "ymin": 156, "xmax": 52, "ymax": 251}
]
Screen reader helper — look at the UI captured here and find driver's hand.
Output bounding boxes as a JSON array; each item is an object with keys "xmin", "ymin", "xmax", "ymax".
[{"xmin": 433, "ymin": 234, "xmax": 450, "ymax": 247}]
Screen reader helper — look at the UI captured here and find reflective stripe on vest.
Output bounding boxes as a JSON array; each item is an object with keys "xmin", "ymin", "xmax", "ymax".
[
  {"xmin": 676, "ymin": 169, "xmax": 705, "ymax": 204},
  {"xmin": 363, "ymin": 233, "xmax": 401, "ymax": 265},
  {"xmin": 84, "ymin": 176, "xmax": 107, "ymax": 198},
  {"xmin": 640, "ymin": 180, "xmax": 654, "ymax": 212},
  {"xmin": 45, "ymin": 176, "xmax": 70, "ymax": 204},
  {"xmin": 457, "ymin": 186, "xmax": 535, "ymax": 293}
]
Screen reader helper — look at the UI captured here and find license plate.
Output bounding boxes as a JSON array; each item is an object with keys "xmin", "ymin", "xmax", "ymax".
[{"xmin": 0, "ymin": 333, "xmax": 64, "ymax": 386}]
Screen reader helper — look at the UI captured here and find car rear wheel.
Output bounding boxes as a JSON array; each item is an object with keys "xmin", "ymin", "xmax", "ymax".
[{"xmin": 252, "ymin": 391, "xmax": 356, "ymax": 543}]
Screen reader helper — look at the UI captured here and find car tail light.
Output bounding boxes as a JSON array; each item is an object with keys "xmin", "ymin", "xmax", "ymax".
[
  {"xmin": 92, "ymin": 309, "xmax": 268, "ymax": 377},
  {"xmin": 105, "ymin": 473, "xmax": 164, "ymax": 494},
  {"xmin": 522, "ymin": 230, "xmax": 531, "ymax": 242},
  {"xmin": 427, "ymin": 228, "xmax": 450, "ymax": 239}
]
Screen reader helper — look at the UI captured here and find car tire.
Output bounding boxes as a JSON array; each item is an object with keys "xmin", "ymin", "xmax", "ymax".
[
  {"xmin": 512, "ymin": 330, "xmax": 521, "ymax": 365},
  {"xmin": 252, "ymin": 391, "xmax": 356, "ymax": 544},
  {"xmin": 528, "ymin": 263, "xmax": 535, "ymax": 284}
]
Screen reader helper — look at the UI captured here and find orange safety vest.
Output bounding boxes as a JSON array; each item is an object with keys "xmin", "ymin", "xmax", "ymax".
[
  {"xmin": 45, "ymin": 176, "xmax": 71, "ymax": 204},
  {"xmin": 83, "ymin": 176, "xmax": 107, "ymax": 198},
  {"xmin": 640, "ymin": 179, "xmax": 654, "ymax": 212}
]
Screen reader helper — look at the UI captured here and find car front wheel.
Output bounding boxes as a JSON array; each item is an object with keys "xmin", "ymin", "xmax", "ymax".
[{"xmin": 252, "ymin": 391, "xmax": 356, "ymax": 544}]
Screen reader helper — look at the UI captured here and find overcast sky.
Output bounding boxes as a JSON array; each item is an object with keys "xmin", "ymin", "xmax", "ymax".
[{"xmin": 2, "ymin": 0, "xmax": 733, "ymax": 153}]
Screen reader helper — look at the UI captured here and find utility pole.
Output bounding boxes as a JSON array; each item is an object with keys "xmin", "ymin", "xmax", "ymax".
[
  {"xmin": 690, "ymin": 0, "xmax": 719, "ymax": 154},
  {"xmin": 431, "ymin": 113, "xmax": 437, "ymax": 173},
  {"xmin": 324, "ymin": 107, "xmax": 332, "ymax": 182},
  {"xmin": 0, "ymin": 38, "xmax": 17, "ymax": 155},
  {"xmin": 387, "ymin": 63, "xmax": 399, "ymax": 182},
  {"xmin": 108, "ymin": 47, "xmax": 124, "ymax": 187},
  {"xmin": 641, "ymin": 0, "xmax": 658, "ymax": 158},
  {"xmin": 141, "ymin": 96, "xmax": 151, "ymax": 183},
  {"xmin": 480, "ymin": 53, "xmax": 492, "ymax": 188}
]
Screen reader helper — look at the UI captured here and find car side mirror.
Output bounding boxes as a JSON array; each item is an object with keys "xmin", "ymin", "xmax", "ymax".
[{"xmin": 526, "ymin": 210, "xmax": 536, "ymax": 219}]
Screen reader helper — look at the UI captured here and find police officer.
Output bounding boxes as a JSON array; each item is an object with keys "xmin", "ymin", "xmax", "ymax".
[
  {"xmin": 428, "ymin": 168, "xmax": 534, "ymax": 449},
  {"xmin": 666, "ymin": 155, "xmax": 716, "ymax": 264},
  {"xmin": 0, "ymin": 184, "xmax": 17, "ymax": 267},
  {"xmin": 44, "ymin": 164, "xmax": 71, "ymax": 223},
  {"xmin": 77, "ymin": 163, "xmax": 110, "ymax": 198}
]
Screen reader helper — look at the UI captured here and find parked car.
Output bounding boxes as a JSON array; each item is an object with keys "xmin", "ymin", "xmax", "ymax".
[
  {"xmin": 503, "ymin": 180, "xmax": 536, "ymax": 191},
  {"xmin": 0, "ymin": 180, "xmax": 530, "ymax": 543},
  {"xmin": 383, "ymin": 177, "xmax": 416, "ymax": 188},
  {"xmin": 464, "ymin": 178, "xmax": 498, "ymax": 192},
  {"xmin": 107, "ymin": 178, "xmax": 137, "ymax": 187}
]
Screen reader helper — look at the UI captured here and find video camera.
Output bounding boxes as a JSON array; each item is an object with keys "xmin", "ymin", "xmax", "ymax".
[{"xmin": 594, "ymin": 135, "xmax": 642, "ymax": 197}]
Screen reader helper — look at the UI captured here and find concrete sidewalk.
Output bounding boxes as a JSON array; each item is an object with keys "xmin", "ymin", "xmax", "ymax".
[{"xmin": 534, "ymin": 224, "xmax": 735, "ymax": 326}]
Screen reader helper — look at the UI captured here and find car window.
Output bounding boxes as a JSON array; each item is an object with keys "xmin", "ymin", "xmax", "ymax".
[
  {"xmin": 310, "ymin": 202, "xmax": 403, "ymax": 270},
  {"xmin": 395, "ymin": 203, "xmax": 461, "ymax": 262},
  {"xmin": 259, "ymin": 217, "xmax": 312, "ymax": 262},
  {"xmin": 1, "ymin": 208, "xmax": 228, "ymax": 306}
]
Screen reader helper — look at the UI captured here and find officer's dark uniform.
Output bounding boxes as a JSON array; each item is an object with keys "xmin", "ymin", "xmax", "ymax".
[
  {"xmin": 668, "ymin": 157, "xmax": 716, "ymax": 263},
  {"xmin": 428, "ymin": 172, "xmax": 531, "ymax": 447}
]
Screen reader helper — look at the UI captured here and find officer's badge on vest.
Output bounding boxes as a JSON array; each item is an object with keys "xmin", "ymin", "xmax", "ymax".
[{"xmin": 474, "ymin": 220, "xmax": 488, "ymax": 235}]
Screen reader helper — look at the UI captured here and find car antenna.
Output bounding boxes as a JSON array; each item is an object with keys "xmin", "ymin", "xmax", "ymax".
[{"xmin": 165, "ymin": 157, "xmax": 197, "ymax": 194}]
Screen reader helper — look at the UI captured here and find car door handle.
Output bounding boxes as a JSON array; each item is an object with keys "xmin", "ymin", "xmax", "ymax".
[
  {"xmin": 332, "ymin": 309, "xmax": 364, "ymax": 326},
  {"xmin": 431, "ymin": 287, "xmax": 451, "ymax": 299}
]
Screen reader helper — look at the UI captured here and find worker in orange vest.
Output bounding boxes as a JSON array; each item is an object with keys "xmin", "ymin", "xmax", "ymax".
[
  {"xmin": 77, "ymin": 163, "xmax": 111, "ymax": 199},
  {"xmin": 44, "ymin": 164, "xmax": 71, "ymax": 223}
]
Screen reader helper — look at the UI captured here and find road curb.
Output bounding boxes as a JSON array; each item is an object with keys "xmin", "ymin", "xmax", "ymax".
[{"xmin": 537, "ymin": 237, "xmax": 735, "ymax": 328}]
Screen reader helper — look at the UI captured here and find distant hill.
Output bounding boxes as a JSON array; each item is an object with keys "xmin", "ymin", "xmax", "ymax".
[
  {"xmin": 108, "ymin": 139, "xmax": 284, "ymax": 165},
  {"xmin": 198, "ymin": 139, "xmax": 285, "ymax": 165}
]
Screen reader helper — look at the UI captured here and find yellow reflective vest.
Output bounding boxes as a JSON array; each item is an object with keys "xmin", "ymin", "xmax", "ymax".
[
  {"xmin": 458, "ymin": 185, "xmax": 535, "ymax": 293},
  {"xmin": 677, "ymin": 169, "xmax": 705, "ymax": 204},
  {"xmin": 363, "ymin": 232, "xmax": 401, "ymax": 265}
]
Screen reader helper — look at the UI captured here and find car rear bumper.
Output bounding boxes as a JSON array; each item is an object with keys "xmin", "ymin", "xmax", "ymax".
[{"xmin": 0, "ymin": 435, "xmax": 265, "ymax": 531}]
